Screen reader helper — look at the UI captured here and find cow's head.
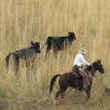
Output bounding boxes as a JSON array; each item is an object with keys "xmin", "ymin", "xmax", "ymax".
[
  {"xmin": 68, "ymin": 32, "xmax": 76, "ymax": 41},
  {"xmin": 31, "ymin": 41, "xmax": 41, "ymax": 53}
]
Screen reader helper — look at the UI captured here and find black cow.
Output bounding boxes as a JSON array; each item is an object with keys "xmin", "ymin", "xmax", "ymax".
[
  {"xmin": 6, "ymin": 41, "xmax": 40, "ymax": 71},
  {"xmin": 44, "ymin": 32, "xmax": 76, "ymax": 58}
]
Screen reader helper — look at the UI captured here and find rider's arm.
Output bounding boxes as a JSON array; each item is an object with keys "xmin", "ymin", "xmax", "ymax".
[{"xmin": 80, "ymin": 55, "xmax": 90, "ymax": 65}]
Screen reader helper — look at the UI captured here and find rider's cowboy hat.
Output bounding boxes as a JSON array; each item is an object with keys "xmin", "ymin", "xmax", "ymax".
[{"xmin": 78, "ymin": 48, "xmax": 88, "ymax": 55}]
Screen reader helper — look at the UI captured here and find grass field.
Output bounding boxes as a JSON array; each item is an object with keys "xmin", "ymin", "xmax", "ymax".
[{"xmin": 0, "ymin": 0, "xmax": 110, "ymax": 110}]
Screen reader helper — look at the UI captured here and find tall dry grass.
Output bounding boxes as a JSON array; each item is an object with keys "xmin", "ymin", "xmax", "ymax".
[{"xmin": 0, "ymin": 0, "xmax": 110, "ymax": 109}]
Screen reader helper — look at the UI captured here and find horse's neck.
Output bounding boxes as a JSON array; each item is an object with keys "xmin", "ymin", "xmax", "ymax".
[{"xmin": 85, "ymin": 65, "xmax": 96, "ymax": 76}]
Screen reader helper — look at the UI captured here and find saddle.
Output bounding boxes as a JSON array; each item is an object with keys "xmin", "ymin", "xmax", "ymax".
[{"xmin": 72, "ymin": 65, "xmax": 90, "ymax": 90}]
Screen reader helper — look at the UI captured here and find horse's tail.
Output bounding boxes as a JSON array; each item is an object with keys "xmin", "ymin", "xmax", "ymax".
[
  {"xmin": 49, "ymin": 74, "xmax": 61, "ymax": 94},
  {"xmin": 6, "ymin": 53, "xmax": 11, "ymax": 68}
]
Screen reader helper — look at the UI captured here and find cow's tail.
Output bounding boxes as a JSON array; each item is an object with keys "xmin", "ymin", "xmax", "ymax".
[
  {"xmin": 40, "ymin": 41, "xmax": 47, "ymax": 51},
  {"xmin": 49, "ymin": 74, "xmax": 61, "ymax": 94},
  {"xmin": 6, "ymin": 53, "xmax": 11, "ymax": 68}
]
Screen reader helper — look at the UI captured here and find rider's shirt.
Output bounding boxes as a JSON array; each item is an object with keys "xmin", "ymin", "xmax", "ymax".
[{"xmin": 73, "ymin": 53, "xmax": 90, "ymax": 66}]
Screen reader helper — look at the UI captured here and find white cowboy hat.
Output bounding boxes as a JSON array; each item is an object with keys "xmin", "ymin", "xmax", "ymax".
[{"xmin": 78, "ymin": 48, "xmax": 88, "ymax": 55}]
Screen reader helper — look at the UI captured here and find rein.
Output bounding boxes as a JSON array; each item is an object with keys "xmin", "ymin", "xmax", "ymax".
[{"xmin": 85, "ymin": 64, "xmax": 95, "ymax": 76}]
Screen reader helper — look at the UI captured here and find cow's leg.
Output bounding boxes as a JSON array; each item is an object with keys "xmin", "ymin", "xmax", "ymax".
[
  {"xmin": 31, "ymin": 58, "xmax": 35, "ymax": 69},
  {"xmin": 6, "ymin": 54, "xmax": 11, "ymax": 69},
  {"xmin": 15, "ymin": 55, "xmax": 19, "ymax": 73},
  {"xmin": 45, "ymin": 48, "xmax": 50, "ymax": 59},
  {"xmin": 69, "ymin": 44, "xmax": 72, "ymax": 55},
  {"xmin": 53, "ymin": 49, "xmax": 58, "ymax": 58}
]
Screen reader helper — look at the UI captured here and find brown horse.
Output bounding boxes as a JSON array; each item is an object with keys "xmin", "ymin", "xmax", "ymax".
[{"xmin": 49, "ymin": 60, "xmax": 104, "ymax": 100}]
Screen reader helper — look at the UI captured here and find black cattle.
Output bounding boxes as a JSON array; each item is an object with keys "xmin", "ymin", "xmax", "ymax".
[
  {"xmin": 6, "ymin": 41, "xmax": 40, "ymax": 71},
  {"xmin": 43, "ymin": 32, "xmax": 76, "ymax": 58}
]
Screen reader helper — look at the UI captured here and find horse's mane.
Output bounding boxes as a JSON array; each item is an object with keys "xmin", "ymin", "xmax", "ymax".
[
  {"xmin": 85, "ymin": 65, "xmax": 93, "ymax": 71},
  {"xmin": 85, "ymin": 60, "xmax": 99, "ymax": 73},
  {"xmin": 85, "ymin": 60, "xmax": 98, "ymax": 72}
]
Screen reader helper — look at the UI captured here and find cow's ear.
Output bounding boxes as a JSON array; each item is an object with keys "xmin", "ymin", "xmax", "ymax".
[
  {"xmin": 68, "ymin": 32, "xmax": 72, "ymax": 35},
  {"xmin": 68, "ymin": 32, "xmax": 70, "ymax": 34},
  {"xmin": 97, "ymin": 59, "xmax": 101, "ymax": 63},
  {"xmin": 31, "ymin": 41, "xmax": 34, "ymax": 45}
]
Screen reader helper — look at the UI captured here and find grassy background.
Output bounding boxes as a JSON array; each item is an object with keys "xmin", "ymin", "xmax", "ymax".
[{"xmin": 0, "ymin": 0, "xmax": 110, "ymax": 109}]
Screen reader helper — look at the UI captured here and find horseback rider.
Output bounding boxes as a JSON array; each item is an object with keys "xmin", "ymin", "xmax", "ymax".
[
  {"xmin": 73, "ymin": 48, "xmax": 90, "ymax": 69},
  {"xmin": 72, "ymin": 48, "xmax": 90, "ymax": 89}
]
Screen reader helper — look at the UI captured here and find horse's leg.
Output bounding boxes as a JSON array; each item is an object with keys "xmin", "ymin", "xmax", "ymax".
[
  {"xmin": 56, "ymin": 89, "xmax": 62, "ymax": 99},
  {"xmin": 56, "ymin": 87, "xmax": 66, "ymax": 99},
  {"xmin": 61, "ymin": 89, "xmax": 66, "ymax": 99},
  {"xmin": 85, "ymin": 85, "xmax": 92, "ymax": 100},
  {"xmin": 53, "ymin": 89, "xmax": 61, "ymax": 105},
  {"xmin": 85, "ymin": 89, "xmax": 90, "ymax": 99}
]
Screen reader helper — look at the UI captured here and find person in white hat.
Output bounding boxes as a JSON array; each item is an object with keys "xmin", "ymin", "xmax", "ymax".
[
  {"xmin": 73, "ymin": 48, "xmax": 90, "ymax": 67},
  {"xmin": 72, "ymin": 48, "xmax": 90, "ymax": 90}
]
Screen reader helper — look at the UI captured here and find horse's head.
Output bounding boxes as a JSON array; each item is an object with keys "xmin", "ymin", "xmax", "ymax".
[{"xmin": 92, "ymin": 59, "xmax": 104, "ymax": 74}]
